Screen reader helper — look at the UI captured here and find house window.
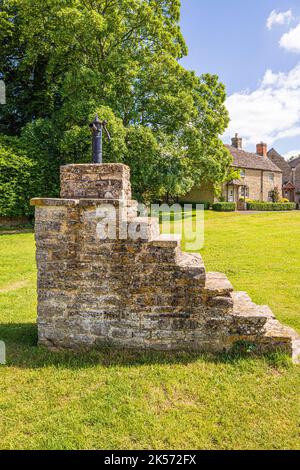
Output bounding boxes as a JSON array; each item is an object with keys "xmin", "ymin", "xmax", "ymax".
[
  {"xmin": 240, "ymin": 169, "xmax": 245, "ymax": 178},
  {"xmin": 268, "ymin": 191, "xmax": 273, "ymax": 202},
  {"xmin": 240, "ymin": 186, "xmax": 249, "ymax": 198},
  {"xmin": 269, "ymin": 173, "xmax": 274, "ymax": 182}
]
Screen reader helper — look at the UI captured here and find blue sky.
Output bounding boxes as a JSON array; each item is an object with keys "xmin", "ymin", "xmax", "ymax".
[{"xmin": 180, "ymin": 0, "xmax": 300, "ymax": 158}]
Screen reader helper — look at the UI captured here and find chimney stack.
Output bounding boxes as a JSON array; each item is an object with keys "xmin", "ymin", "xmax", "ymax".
[
  {"xmin": 231, "ymin": 133, "xmax": 242, "ymax": 150},
  {"xmin": 256, "ymin": 142, "xmax": 268, "ymax": 157}
]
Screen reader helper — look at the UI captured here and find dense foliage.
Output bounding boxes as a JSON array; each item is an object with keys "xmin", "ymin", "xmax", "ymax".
[
  {"xmin": 247, "ymin": 202, "xmax": 296, "ymax": 211},
  {"xmin": 0, "ymin": 0, "xmax": 231, "ymax": 209},
  {"xmin": 0, "ymin": 138, "xmax": 37, "ymax": 217},
  {"xmin": 212, "ymin": 202, "xmax": 236, "ymax": 212}
]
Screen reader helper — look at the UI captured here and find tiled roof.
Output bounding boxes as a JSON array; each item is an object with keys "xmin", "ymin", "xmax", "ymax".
[
  {"xmin": 227, "ymin": 179, "xmax": 244, "ymax": 186},
  {"xmin": 282, "ymin": 182, "xmax": 295, "ymax": 190},
  {"xmin": 268, "ymin": 147, "xmax": 300, "ymax": 170},
  {"xmin": 289, "ymin": 156, "xmax": 300, "ymax": 168},
  {"xmin": 225, "ymin": 145, "xmax": 282, "ymax": 172},
  {"xmin": 268, "ymin": 148, "xmax": 284, "ymax": 159}
]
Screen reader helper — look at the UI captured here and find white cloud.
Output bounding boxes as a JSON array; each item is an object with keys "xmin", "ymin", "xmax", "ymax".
[
  {"xmin": 266, "ymin": 9, "xmax": 293, "ymax": 30},
  {"xmin": 280, "ymin": 22, "xmax": 300, "ymax": 52},
  {"xmin": 223, "ymin": 64, "xmax": 300, "ymax": 149},
  {"xmin": 284, "ymin": 149, "xmax": 300, "ymax": 160}
]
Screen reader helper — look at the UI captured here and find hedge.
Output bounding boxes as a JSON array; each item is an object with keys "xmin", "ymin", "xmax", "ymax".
[
  {"xmin": 212, "ymin": 202, "xmax": 236, "ymax": 212},
  {"xmin": 247, "ymin": 202, "xmax": 296, "ymax": 211},
  {"xmin": 0, "ymin": 143, "xmax": 37, "ymax": 217}
]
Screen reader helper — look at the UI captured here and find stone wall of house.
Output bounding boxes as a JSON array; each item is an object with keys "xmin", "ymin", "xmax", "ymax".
[
  {"xmin": 262, "ymin": 171, "xmax": 282, "ymax": 201},
  {"xmin": 222, "ymin": 169, "xmax": 282, "ymax": 202},
  {"xmin": 31, "ymin": 163, "xmax": 300, "ymax": 361},
  {"xmin": 240, "ymin": 169, "xmax": 262, "ymax": 201}
]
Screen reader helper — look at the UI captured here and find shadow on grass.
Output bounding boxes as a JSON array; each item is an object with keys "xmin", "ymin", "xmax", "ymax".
[{"xmin": 0, "ymin": 322, "xmax": 291, "ymax": 371}]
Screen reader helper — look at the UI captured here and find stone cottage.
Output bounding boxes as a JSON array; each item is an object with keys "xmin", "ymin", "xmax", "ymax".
[
  {"xmin": 268, "ymin": 148, "xmax": 300, "ymax": 204},
  {"xmin": 182, "ymin": 134, "xmax": 282, "ymax": 204}
]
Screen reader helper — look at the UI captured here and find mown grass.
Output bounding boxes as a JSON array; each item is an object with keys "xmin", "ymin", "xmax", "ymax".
[{"xmin": 0, "ymin": 212, "xmax": 299, "ymax": 450}]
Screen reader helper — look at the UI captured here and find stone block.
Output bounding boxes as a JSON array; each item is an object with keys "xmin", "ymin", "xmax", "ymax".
[{"xmin": 60, "ymin": 164, "xmax": 132, "ymax": 200}]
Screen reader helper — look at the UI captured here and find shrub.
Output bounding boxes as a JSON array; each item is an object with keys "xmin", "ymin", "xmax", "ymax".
[
  {"xmin": 280, "ymin": 198, "xmax": 290, "ymax": 203},
  {"xmin": 245, "ymin": 198, "xmax": 258, "ymax": 204},
  {"xmin": 0, "ymin": 142, "xmax": 37, "ymax": 217},
  {"xmin": 269, "ymin": 186, "xmax": 281, "ymax": 203},
  {"xmin": 247, "ymin": 202, "xmax": 296, "ymax": 211},
  {"xmin": 212, "ymin": 202, "xmax": 236, "ymax": 212}
]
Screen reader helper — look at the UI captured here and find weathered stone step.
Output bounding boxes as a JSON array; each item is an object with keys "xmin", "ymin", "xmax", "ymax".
[
  {"xmin": 259, "ymin": 319, "xmax": 300, "ymax": 363},
  {"xmin": 128, "ymin": 216, "xmax": 160, "ymax": 241},
  {"xmin": 232, "ymin": 291, "xmax": 275, "ymax": 320},
  {"xmin": 263, "ymin": 319, "xmax": 300, "ymax": 340},
  {"xmin": 225, "ymin": 291, "xmax": 274, "ymax": 335},
  {"xmin": 205, "ymin": 272, "xmax": 233, "ymax": 297},
  {"xmin": 151, "ymin": 234, "xmax": 182, "ymax": 248},
  {"xmin": 137, "ymin": 234, "xmax": 182, "ymax": 265},
  {"xmin": 175, "ymin": 252, "xmax": 206, "ymax": 285}
]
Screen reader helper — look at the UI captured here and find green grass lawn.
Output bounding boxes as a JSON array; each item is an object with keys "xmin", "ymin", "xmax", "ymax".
[{"xmin": 0, "ymin": 212, "xmax": 300, "ymax": 450}]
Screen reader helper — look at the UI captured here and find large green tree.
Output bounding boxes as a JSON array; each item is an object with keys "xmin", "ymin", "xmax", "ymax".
[{"xmin": 0, "ymin": 0, "xmax": 231, "ymax": 202}]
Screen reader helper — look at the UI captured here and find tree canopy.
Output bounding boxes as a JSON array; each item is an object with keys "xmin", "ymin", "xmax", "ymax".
[{"xmin": 0, "ymin": 0, "xmax": 232, "ymax": 203}]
